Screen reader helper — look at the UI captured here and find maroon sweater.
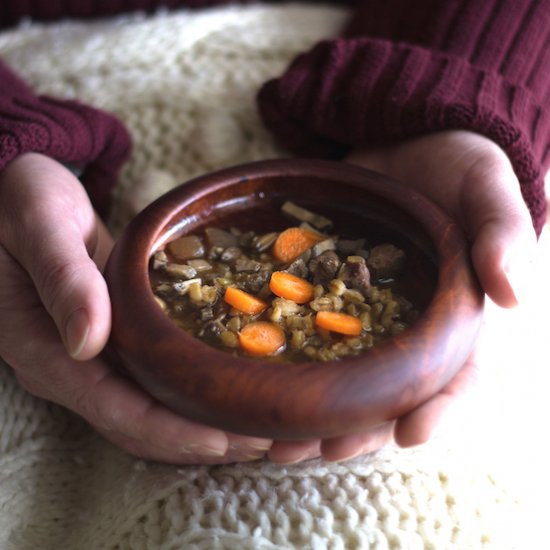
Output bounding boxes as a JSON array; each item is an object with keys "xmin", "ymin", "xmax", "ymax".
[{"xmin": 1, "ymin": 0, "xmax": 548, "ymax": 233}]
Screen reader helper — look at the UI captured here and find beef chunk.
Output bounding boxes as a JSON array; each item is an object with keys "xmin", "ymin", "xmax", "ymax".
[
  {"xmin": 285, "ymin": 257, "xmax": 309, "ymax": 279},
  {"xmin": 367, "ymin": 244, "xmax": 406, "ymax": 280},
  {"xmin": 308, "ymin": 250, "xmax": 341, "ymax": 286},
  {"xmin": 338, "ymin": 256, "xmax": 371, "ymax": 294},
  {"xmin": 236, "ymin": 270, "xmax": 270, "ymax": 294}
]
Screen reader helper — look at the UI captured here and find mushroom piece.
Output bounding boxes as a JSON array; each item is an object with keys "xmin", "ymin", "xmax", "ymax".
[
  {"xmin": 205, "ymin": 227, "xmax": 239, "ymax": 249},
  {"xmin": 308, "ymin": 250, "xmax": 341, "ymax": 286},
  {"xmin": 167, "ymin": 235, "xmax": 205, "ymax": 261},
  {"xmin": 338, "ymin": 256, "xmax": 371, "ymax": 294},
  {"xmin": 281, "ymin": 200, "xmax": 333, "ymax": 230}
]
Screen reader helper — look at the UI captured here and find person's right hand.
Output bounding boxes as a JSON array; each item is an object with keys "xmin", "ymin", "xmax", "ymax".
[
  {"xmin": 268, "ymin": 130, "xmax": 538, "ymax": 464},
  {"xmin": 0, "ymin": 152, "xmax": 272, "ymax": 464}
]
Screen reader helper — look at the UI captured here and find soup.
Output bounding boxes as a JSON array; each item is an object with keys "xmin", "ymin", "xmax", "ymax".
[{"xmin": 150, "ymin": 202, "xmax": 419, "ymax": 362}]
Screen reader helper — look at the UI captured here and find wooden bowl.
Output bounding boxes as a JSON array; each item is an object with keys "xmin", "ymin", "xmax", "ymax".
[{"xmin": 104, "ymin": 159, "xmax": 484, "ymax": 439}]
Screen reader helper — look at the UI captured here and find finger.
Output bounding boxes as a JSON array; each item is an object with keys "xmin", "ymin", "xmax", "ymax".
[
  {"xmin": 471, "ymin": 214, "xmax": 536, "ymax": 308},
  {"xmin": 268, "ymin": 440, "xmax": 321, "ymax": 464},
  {"xmin": 8, "ymin": 297, "xmax": 232, "ymax": 464},
  {"xmin": 93, "ymin": 429, "xmax": 254, "ymax": 465},
  {"xmin": 19, "ymin": 366, "xmax": 229, "ymax": 465},
  {"xmin": 29, "ymin": 222, "xmax": 110, "ymax": 360},
  {"xmin": 394, "ymin": 351, "xmax": 480, "ymax": 447},
  {"xmin": 16, "ymin": 350, "xmax": 231, "ymax": 463},
  {"xmin": 71, "ymin": 366, "xmax": 231, "ymax": 459},
  {"xmin": 92, "ymin": 214, "xmax": 115, "ymax": 271},
  {"xmin": 320, "ymin": 422, "xmax": 395, "ymax": 462},
  {"xmin": 28, "ymin": 360, "xmax": 268, "ymax": 464},
  {"xmin": 459, "ymin": 154, "xmax": 537, "ymax": 308},
  {"xmin": 106, "ymin": 346, "xmax": 272, "ymax": 463}
]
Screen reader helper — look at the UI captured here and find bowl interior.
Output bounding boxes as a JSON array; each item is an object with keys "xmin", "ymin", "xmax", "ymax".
[{"xmin": 150, "ymin": 172, "xmax": 439, "ymax": 316}]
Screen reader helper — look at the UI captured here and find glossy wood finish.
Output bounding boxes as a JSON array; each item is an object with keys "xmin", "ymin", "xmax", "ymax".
[{"xmin": 104, "ymin": 159, "xmax": 484, "ymax": 439}]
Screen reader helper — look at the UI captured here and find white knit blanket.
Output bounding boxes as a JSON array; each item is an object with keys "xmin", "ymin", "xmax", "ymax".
[{"xmin": 1, "ymin": 5, "xmax": 549, "ymax": 549}]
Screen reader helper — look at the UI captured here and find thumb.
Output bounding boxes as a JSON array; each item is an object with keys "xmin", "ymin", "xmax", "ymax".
[
  {"xmin": 24, "ymin": 215, "xmax": 112, "ymax": 360},
  {"xmin": 0, "ymin": 153, "xmax": 113, "ymax": 361},
  {"xmin": 41, "ymin": 224, "xmax": 111, "ymax": 360},
  {"xmin": 462, "ymin": 159, "xmax": 537, "ymax": 308}
]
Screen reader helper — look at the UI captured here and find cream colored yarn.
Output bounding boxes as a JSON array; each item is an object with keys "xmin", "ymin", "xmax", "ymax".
[{"xmin": 1, "ymin": 4, "xmax": 549, "ymax": 549}]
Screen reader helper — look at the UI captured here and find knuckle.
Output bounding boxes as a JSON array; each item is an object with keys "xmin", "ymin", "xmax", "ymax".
[
  {"xmin": 73, "ymin": 385, "xmax": 106, "ymax": 430},
  {"xmin": 0, "ymin": 331, "xmax": 39, "ymax": 374},
  {"xmin": 72, "ymin": 375, "xmax": 128, "ymax": 435},
  {"xmin": 15, "ymin": 373, "xmax": 47, "ymax": 400},
  {"xmin": 0, "ymin": 344, "xmax": 20, "ymax": 369}
]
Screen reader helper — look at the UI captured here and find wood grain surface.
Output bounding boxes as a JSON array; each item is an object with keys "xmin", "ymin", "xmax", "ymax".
[{"xmin": 104, "ymin": 159, "xmax": 484, "ymax": 439}]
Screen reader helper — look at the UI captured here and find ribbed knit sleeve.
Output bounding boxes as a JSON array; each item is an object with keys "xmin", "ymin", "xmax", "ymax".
[
  {"xmin": 0, "ymin": 59, "xmax": 131, "ymax": 215},
  {"xmin": 258, "ymin": 0, "xmax": 550, "ymax": 235}
]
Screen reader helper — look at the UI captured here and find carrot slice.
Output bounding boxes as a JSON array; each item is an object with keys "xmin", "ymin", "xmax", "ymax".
[
  {"xmin": 239, "ymin": 321, "xmax": 286, "ymax": 356},
  {"xmin": 272, "ymin": 227, "xmax": 323, "ymax": 263},
  {"xmin": 315, "ymin": 311, "xmax": 363, "ymax": 336},
  {"xmin": 269, "ymin": 271, "xmax": 314, "ymax": 304},
  {"xmin": 224, "ymin": 287, "xmax": 268, "ymax": 315}
]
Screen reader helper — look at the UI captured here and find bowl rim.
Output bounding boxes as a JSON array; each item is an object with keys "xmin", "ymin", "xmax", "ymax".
[{"xmin": 105, "ymin": 158, "xmax": 484, "ymax": 439}]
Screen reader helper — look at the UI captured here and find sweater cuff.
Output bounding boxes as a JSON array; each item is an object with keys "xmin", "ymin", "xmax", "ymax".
[
  {"xmin": 258, "ymin": 38, "xmax": 548, "ymax": 235},
  {"xmin": 0, "ymin": 60, "xmax": 131, "ymax": 215}
]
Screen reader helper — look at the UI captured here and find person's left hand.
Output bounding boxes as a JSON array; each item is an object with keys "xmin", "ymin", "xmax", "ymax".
[
  {"xmin": 268, "ymin": 130, "xmax": 537, "ymax": 463},
  {"xmin": 0, "ymin": 153, "xmax": 272, "ymax": 465}
]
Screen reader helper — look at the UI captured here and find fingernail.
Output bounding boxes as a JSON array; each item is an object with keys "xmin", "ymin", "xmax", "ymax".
[
  {"xmin": 65, "ymin": 308, "xmax": 90, "ymax": 358},
  {"xmin": 229, "ymin": 442, "xmax": 271, "ymax": 453},
  {"xmin": 180, "ymin": 443, "xmax": 226, "ymax": 457},
  {"xmin": 227, "ymin": 444, "xmax": 269, "ymax": 461},
  {"xmin": 326, "ymin": 450, "xmax": 364, "ymax": 464},
  {"xmin": 270, "ymin": 454, "xmax": 309, "ymax": 465},
  {"xmin": 242, "ymin": 453, "xmax": 266, "ymax": 461}
]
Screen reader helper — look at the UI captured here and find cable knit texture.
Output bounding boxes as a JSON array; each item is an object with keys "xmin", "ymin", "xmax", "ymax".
[{"xmin": 0, "ymin": 5, "xmax": 549, "ymax": 549}]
